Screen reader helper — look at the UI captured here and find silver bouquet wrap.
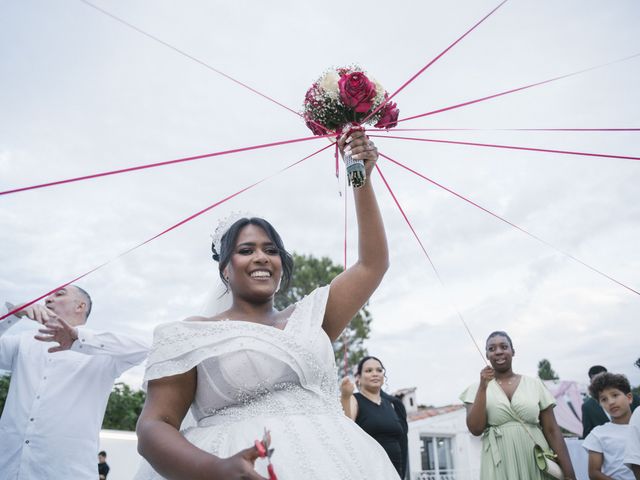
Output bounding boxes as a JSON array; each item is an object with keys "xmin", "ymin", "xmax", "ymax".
[{"xmin": 344, "ymin": 152, "xmax": 366, "ymax": 188}]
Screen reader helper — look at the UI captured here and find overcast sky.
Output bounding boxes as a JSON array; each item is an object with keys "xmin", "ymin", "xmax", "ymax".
[{"xmin": 1, "ymin": 0, "xmax": 639, "ymax": 406}]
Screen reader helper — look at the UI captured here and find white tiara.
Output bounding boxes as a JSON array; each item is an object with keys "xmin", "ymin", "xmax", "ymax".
[{"xmin": 210, "ymin": 211, "xmax": 253, "ymax": 260}]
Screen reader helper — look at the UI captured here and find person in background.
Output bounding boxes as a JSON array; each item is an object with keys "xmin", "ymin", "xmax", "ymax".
[
  {"xmin": 460, "ymin": 331, "xmax": 576, "ymax": 480},
  {"xmin": 582, "ymin": 372, "xmax": 635, "ymax": 480},
  {"xmin": 583, "ymin": 366, "xmax": 611, "ymax": 438},
  {"xmin": 99, "ymin": 450, "xmax": 110, "ymax": 479},
  {"xmin": 582, "ymin": 365, "xmax": 640, "ymax": 439},
  {"xmin": 0, "ymin": 286, "xmax": 149, "ymax": 479},
  {"xmin": 340, "ymin": 356, "xmax": 408, "ymax": 478}
]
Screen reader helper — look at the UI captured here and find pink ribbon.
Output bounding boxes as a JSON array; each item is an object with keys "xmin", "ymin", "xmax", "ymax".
[
  {"xmin": 396, "ymin": 52, "xmax": 640, "ymax": 124},
  {"xmin": 80, "ymin": 0, "xmax": 303, "ymax": 119},
  {"xmin": 375, "ymin": 162, "xmax": 487, "ymax": 362},
  {"xmin": 370, "ymin": 134, "xmax": 640, "ymax": 162},
  {"xmin": 369, "ymin": 128, "xmax": 640, "ymax": 132},
  {"xmin": 0, "ymin": 144, "xmax": 331, "ymax": 322},
  {"xmin": 379, "ymin": 151, "xmax": 640, "ymax": 296},
  {"xmin": 363, "ymin": 0, "xmax": 509, "ymax": 124},
  {"xmin": 1, "ymin": 135, "xmax": 331, "ymax": 197}
]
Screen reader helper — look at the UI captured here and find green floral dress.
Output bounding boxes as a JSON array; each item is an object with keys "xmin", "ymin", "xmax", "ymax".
[{"xmin": 460, "ymin": 375, "xmax": 556, "ymax": 480}]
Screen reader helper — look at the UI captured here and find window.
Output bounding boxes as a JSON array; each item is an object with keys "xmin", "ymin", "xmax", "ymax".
[{"xmin": 420, "ymin": 436, "xmax": 454, "ymax": 472}]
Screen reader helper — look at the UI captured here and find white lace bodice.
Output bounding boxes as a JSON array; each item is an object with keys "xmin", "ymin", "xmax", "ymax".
[
  {"xmin": 144, "ymin": 286, "xmax": 341, "ymax": 424},
  {"xmin": 137, "ymin": 285, "xmax": 402, "ymax": 480}
]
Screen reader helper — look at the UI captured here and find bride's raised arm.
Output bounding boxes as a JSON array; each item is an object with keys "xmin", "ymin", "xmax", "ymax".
[{"xmin": 323, "ymin": 130, "xmax": 389, "ymax": 341}]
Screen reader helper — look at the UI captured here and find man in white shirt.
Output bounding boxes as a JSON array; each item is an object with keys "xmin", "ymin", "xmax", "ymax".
[{"xmin": 0, "ymin": 285, "xmax": 149, "ymax": 479}]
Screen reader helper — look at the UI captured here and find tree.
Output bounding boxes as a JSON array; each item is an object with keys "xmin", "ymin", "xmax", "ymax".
[
  {"xmin": 0, "ymin": 374, "xmax": 10, "ymax": 416},
  {"xmin": 1, "ymin": 374, "xmax": 144, "ymax": 430},
  {"xmin": 102, "ymin": 382, "xmax": 146, "ymax": 431},
  {"xmin": 275, "ymin": 252, "xmax": 372, "ymax": 373},
  {"xmin": 537, "ymin": 359, "xmax": 559, "ymax": 380}
]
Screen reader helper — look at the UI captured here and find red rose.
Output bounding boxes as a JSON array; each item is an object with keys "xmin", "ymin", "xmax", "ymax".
[
  {"xmin": 338, "ymin": 72, "xmax": 377, "ymax": 113},
  {"xmin": 374, "ymin": 100, "xmax": 400, "ymax": 129}
]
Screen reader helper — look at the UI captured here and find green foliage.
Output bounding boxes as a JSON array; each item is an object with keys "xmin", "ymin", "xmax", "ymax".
[
  {"xmin": 0, "ymin": 375, "xmax": 144, "ymax": 431},
  {"xmin": 537, "ymin": 358, "xmax": 559, "ymax": 381},
  {"xmin": 275, "ymin": 252, "xmax": 372, "ymax": 371},
  {"xmin": 102, "ymin": 382, "xmax": 146, "ymax": 431},
  {"xmin": 0, "ymin": 374, "xmax": 10, "ymax": 415}
]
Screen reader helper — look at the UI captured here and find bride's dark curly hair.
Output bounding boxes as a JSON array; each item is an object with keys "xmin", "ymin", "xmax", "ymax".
[{"xmin": 212, "ymin": 217, "xmax": 294, "ymax": 291}]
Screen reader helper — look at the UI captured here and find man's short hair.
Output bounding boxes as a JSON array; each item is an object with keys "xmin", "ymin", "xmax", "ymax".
[
  {"xmin": 98, "ymin": 451, "xmax": 107, "ymax": 457},
  {"xmin": 588, "ymin": 365, "xmax": 607, "ymax": 379},
  {"xmin": 73, "ymin": 285, "xmax": 92, "ymax": 320}
]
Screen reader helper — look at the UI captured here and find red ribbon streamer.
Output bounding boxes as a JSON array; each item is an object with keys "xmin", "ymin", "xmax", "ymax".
[
  {"xmin": 343, "ymin": 175, "xmax": 349, "ymax": 375},
  {"xmin": 378, "ymin": 152, "xmax": 640, "ymax": 297},
  {"xmin": 0, "ymin": 144, "xmax": 332, "ymax": 322},
  {"xmin": 369, "ymin": 128, "xmax": 640, "ymax": 132},
  {"xmin": 80, "ymin": 0, "xmax": 329, "ymax": 136},
  {"xmin": 363, "ymin": 0, "xmax": 509, "ymax": 124},
  {"xmin": 370, "ymin": 134, "xmax": 640, "ymax": 162},
  {"xmin": 0, "ymin": 135, "xmax": 331, "ymax": 197},
  {"xmin": 80, "ymin": 0, "xmax": 303, "ymax": 119},
  {"xmin": 374, "ymin": 163, "xmax": 486, "ymax": 362},
  {"xmin": 343, "ymin": 176, "xmax": 348, "ymax": 271},
  {"xmin": 396, "ymin": 52, "xmax": 640, "ymax": 124}
]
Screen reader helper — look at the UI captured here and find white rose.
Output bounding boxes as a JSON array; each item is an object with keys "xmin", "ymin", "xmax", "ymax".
[
  {"xmin": 373, "ymin": 79, "xmax": 386, "ymax": 104},
  {"xmin": 319, "ymin": 71, "xmax": 340, "ymax": 100}
]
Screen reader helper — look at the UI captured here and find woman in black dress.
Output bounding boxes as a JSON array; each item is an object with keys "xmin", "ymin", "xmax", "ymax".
[{"xmin": 340, "ymin": 356, "xmax": 408, "ymax": 477}]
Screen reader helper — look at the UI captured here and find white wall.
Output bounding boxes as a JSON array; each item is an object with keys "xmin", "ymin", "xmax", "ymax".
[
  {"xmin": 407, "ymin": 409, "xmax": 482, "ymax": 480},
  {"xmin": 98, "ymin": 430, "xmax": 143, "ymax": 480}
]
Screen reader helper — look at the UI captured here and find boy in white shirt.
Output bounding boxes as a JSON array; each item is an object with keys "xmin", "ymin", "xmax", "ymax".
[{"xmin": 583, "ymin": 372, "xmax": 635, "ymax": 480}]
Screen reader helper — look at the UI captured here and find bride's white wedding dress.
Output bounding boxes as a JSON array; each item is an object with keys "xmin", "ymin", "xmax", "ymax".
[{"xmin": 135, "ymin": 286, "xmax": 400, "ymax": 480}]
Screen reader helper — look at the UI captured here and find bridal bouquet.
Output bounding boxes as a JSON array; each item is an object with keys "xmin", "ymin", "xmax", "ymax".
[{"xmin": 303, "ymin": 66, "xmax": 399, "ymax": 187}]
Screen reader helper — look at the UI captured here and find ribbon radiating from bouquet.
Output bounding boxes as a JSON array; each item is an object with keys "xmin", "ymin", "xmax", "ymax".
[{"xmin": 303, "ymin": 66, "xmax": 400, "ymax": 187}]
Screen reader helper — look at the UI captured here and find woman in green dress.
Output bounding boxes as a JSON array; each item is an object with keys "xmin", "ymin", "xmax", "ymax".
[{"xmin": 460, "ymin": 331, "xmax": 576, "ymax": 480}]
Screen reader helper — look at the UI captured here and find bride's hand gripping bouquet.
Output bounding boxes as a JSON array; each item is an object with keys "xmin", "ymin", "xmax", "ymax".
[{"xmin": 303, "ymin": 66, "xmax": 399, "ymax": 187}]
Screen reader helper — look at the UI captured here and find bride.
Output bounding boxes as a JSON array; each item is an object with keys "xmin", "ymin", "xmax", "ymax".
[{"xmin": 134, "ymin": 130, "xmax": 399, "ymax": 479}]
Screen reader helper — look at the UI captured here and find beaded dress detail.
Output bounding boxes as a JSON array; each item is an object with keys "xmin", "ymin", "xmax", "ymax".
[{"xmin": 135, "ymin": 286, "xmax": 400, "ymax": 480}]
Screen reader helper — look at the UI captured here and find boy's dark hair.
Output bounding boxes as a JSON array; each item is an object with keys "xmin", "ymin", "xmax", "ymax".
[
  {"xmin": 98, "ymin": 451, "xmax": 107, "ymax": 457},
  {"xmin": 589, "ymin": 372, "xmax": 631, "ymax": 398}
]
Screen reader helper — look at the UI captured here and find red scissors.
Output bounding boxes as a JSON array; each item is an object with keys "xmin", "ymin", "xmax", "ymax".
[{"xmin": 255, "ymin": 429, "xmax": 278, "ymax": 480}]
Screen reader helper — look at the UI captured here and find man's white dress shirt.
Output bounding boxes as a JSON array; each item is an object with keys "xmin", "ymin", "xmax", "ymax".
[{"xmin": 0, "ymin": 310, "xmax": 149, "ymax": 479}]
